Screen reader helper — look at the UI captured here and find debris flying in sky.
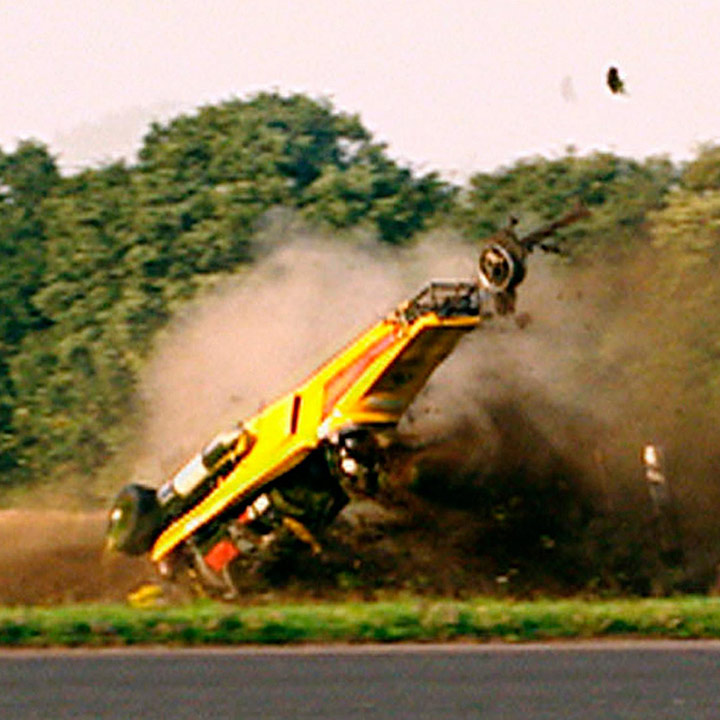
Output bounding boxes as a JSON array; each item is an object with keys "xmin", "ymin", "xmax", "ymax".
[{"xmin": 606, "ymin": 66, "xmax": 626, "ymax": 95}]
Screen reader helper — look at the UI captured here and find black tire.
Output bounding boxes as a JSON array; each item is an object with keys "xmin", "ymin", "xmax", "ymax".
[{"xmin": 107, "ymin": 484, "xmax": 162, "ymax": 555}]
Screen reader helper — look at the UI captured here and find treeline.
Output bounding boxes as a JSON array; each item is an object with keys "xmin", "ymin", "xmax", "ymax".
[{"xmin": 0, "ymin": 91, "xmax": 718, "ymax": 494}]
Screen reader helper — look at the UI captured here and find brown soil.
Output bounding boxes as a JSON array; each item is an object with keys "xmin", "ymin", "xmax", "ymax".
[
  {"xmin": 1, "ymin": 468, "xmax": 715, "ymax": 606},
  {"xmin": 0, "ymin": 510, "xmax": 153, "ymax": 605},
  {"xmin": 0, "ymin": 499, "xmax": 520, "ymax": 606}
]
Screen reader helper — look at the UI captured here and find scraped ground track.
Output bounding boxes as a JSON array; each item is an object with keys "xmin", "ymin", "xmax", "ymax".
[{"xmin": 0, "ymin": 511, "xmax": 150, "ymax": 605}]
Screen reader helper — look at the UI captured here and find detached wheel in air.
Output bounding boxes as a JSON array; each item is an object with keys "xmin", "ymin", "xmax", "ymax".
[{"xmin": 107, "ymin": 483, "xmax": 162, "ymax": 555}]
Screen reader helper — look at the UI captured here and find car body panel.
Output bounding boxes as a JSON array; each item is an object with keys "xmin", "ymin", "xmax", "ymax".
[{"xmin": 150, "ymin": 284, "xmax": 480, "ymax": 562}]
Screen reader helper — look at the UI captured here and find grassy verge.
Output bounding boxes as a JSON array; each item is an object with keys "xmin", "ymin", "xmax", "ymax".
[{"xmin": 1, "ymin": 597, "xmax": 720, "ymax": 647}]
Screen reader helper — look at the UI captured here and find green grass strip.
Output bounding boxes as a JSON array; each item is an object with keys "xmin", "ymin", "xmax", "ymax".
[{"xmin": 1, "ymin": 597, "xmax": 720, "ymax": 648}]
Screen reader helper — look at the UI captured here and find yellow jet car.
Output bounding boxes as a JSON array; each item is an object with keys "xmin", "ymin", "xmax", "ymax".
[{"xmin": 107, "ymin": 205, "xmax": 587, "ymax": 597}]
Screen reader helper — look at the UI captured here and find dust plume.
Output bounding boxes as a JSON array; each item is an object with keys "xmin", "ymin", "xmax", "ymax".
[
  {"xmin": 400, "ymin": 245, "xmax": 720, "ymax": 594},
  {"xmin": 133, "ymin": 229, "xmax": 475, "ymax": 480},
  {"xmin": 2, "ymin": 224, "xmax": 718, "ymax": 604},
  {"xmin": 129, "ymin": 223, "xmax": 720, "ymax": 595}
]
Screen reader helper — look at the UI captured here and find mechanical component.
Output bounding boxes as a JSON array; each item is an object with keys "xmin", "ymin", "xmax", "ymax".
[
  {"xmin": 478, "ymin": 203, "xmax": 589, "ymax": 315},
  {"xmin": 478, "ymin": 242, "xmax": 524, "ymax": 294},
  {"xmin": 106, "ymin": 483, "xmax": 162, "ymax": 555},
  {"xmin": 157, "ymin": 425, "xmax": 256, "ymax": 509},
  {"xmin": 332, "ymin": 427, "xmax": 381, "ymax": 496},
  {"xmin": 167, "ymin": 453, "xmax": 207, "ymax": 499},
  {"xmin": 204, "ymin": 539, "xmax": 240, "ymax": 573},
  {"xmin": 282, "ymin": 516, "xmax": 322, "ymax": 555},
  {"xmin": 201, "ymin": 425, "xmax": 255, "ymax": 471},
  {"xmin": 237, "ymin": 493, "xmax": 271, "ymax": 524}
]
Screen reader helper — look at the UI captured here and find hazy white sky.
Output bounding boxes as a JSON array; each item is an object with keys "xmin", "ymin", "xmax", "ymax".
[{"xmin": 1, "ymin": 0, "xmax": 718, "ymax": 177}]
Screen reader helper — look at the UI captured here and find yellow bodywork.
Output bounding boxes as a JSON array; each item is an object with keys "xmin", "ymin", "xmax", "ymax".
[{"xmin": 150, "ymin": 287, "xmax": 480, "ymax": 562}]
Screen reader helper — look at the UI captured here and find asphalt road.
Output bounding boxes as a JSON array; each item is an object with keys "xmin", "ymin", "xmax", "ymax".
[{"xmin": 1, "ymin": 642, "xmax": 719, "ymax": 719}]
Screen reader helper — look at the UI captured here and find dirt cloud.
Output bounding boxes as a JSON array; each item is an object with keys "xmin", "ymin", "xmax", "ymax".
[
  {"xmin": 8, "ymin": 221, "xmax": 717, "ymax": 604},
  {"xmin": 129, "ymin": 224, "xmax": 720, "ymax": 593},
  {"xmin": 133, "ymin": 229, "xmax": 476, "ymax": 480}
]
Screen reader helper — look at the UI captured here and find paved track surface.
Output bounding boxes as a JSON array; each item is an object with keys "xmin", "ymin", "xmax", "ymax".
[{"xmin": 1, "ymin": 642, "xmax": 719, "ymax": 719}]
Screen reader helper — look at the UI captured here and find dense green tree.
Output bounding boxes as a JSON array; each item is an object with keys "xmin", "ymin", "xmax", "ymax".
[
  {"xmin": 1, "ymin": 93, "xmax": 455, "ymax": 487},
  {"xmin": 7, "ymin": 163, "xmax": 144, "ymax": 477},
  {"xmin": 644, "ymin": 188, "xmax": 720, "ymax": 404},
  {"xmin": 138, "ymin": 92, "xmax": 449, "ymax": 245},
  {"xmin": 0, "ymin": 142, "xmax": 60, "ymax": 349},
  {"xmin": 681, "ymin": 143, "xmax": 720, "ymax": 192},
  {"xmin": 301, "ymin": 142, "xmax": 455, "ymax": 242},
  {"xmin": 0, "ymin": 141, "xmax": 60, "ymax": 475}
]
